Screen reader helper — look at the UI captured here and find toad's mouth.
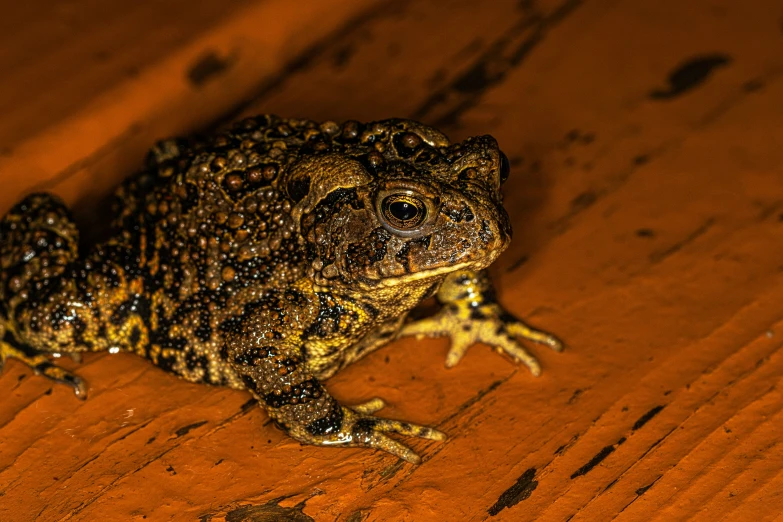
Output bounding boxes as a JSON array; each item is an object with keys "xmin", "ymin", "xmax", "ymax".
[{"xmin": 372, "ymin": 261, "xmax": 474, "ymax": 288}]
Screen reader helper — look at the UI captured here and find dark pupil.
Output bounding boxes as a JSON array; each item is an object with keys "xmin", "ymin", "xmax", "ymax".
[{"xmin": 389, "ymin": 201, "xmax": 418, "ymax": 221}]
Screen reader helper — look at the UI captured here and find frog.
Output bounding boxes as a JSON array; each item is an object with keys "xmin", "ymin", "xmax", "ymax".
[{"xmin": 0, "ymin": 115, "xmax": 562, "ymax": 464}]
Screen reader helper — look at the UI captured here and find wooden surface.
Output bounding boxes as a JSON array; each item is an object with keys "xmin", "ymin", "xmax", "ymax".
[{"xmin": 2, "ymin": 1, "xmax": 783, "ymax": 520}]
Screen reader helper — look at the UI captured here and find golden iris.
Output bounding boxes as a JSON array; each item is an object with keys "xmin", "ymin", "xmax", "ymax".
[{"xmin": 381, "ymin": 194, "xmax": 427, "ymax": 230}]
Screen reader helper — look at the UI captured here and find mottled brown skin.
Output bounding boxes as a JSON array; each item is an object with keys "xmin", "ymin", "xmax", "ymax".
[{"xmin": 0, "ymin": 116, "xmax": 561, "ymax": 463}]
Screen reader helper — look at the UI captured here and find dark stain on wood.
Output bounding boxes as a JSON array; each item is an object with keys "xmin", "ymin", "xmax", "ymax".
[
  {"xmin": 571, "ymin": 437, "xmax": 626, "ymax": 479},
  {"xmin": 634, "ymin": 476, "xmax": 660, "ymax": 496},
  {"xmin": 636, "ymin": 228, "xmax": 656, "ymax": 238},
  {"xmin": 174, "ymin": 420, "xmax": 208, "ymax": 438},
  {"xmin": 567, "ymin": 388, "xmax": 583, "ymax": 405},
  {"xmin": 743, "ymin": 79, "xmax": 764, "ymax": 92},
  {"xmin": 345, "ymin": 509, "xmax": 370, "ymax": 522},
  {"xmin": 632, "ymin": 405, "xmax": 664, "ymax": 431},
  {"xmin": 570, "ymin": 191, "xmax": 597, "ymax": 212},
  {"xmin": 488, "ymin": 467, "xmax": 539, "ymax": 516},
  {"xmin": 224, "ymin": 499, "xmax": 313, "ymax": 522},
  {"xmin": 649, "ymin": 54, "xmax": 732, "ymax": 100},
  {"xmin": 554, "ymin": 433, "xmax": 580, "ymax": 456},
  {"xmin": 633, "ymin": 154, "xmax": 650, "ymax": 166},
  {"xmin": 506, "ymin": 255, "xmax": 528, "ymax": 273},
  {"xmin": 332, "ymin": 44, "xmax": 358, "ymax": 68},
  {"xmin": 187, "ymin": 50, "xmax": 233, "ymax": 87}
]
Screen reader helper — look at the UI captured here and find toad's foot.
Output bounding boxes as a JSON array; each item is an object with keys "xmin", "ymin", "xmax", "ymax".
[
  {"xmin": 400, "ymin": 269, "xmax": 562, "ymax": 376},
  {"xmin": 290, "ymin": 402, "xmax": 446, "ymax": 464},
  {"xmin": 229, "ymin": 311, "xmax": 446, "ymax": 465},
  {"xmin": 0, "ymin": 333, "xmax": 88, "ymax": 398}
]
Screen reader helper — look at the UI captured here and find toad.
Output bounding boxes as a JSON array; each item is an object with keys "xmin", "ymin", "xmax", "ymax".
[{"xmin": 0, "ymin": 116, "xmax": 561, "ymax": 463}]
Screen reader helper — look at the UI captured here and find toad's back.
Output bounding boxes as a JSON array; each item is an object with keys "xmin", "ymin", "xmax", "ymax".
[{"xmin": 3, "ymin": 116, "xmax": 326, "ymax": 389}]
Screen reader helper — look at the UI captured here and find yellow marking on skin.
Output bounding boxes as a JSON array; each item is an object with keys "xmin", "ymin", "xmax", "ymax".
[
  {"xmin": 147, "ymin": 250, "xmax": 160, "ymax": 276},
  {"xmin": 138, "ymin": 231, "xmax": 147, "ymax": 266},
  {"xmin": 150, "ymin": 288, "xmax": 175, "ymax": 331},
  {"xmin": 148, "ymin": 344, "xmax": 162, "ymax": 364},
  {"xmin": 374, "ymin": 262, "xmax": 472, "ymax": 288},
  {"xmin": 129, "ymin": 277, "xmax": 144, "ymax": 295},
  {"xmin": 128, "ymin": 316, "xmax": 150, "ymax": 357},
  {"xmin": 94, "ymin": 268, "xmax": 133, "ymax": 314}
]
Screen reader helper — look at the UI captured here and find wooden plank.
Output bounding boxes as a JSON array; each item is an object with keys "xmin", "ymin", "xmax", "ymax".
[
  {"xmin": 2, "ymin": 0, "xmax": 783, "ymax": 520},
  {"xmin": 0, "ymin": 0, "xmax": 380, "ymax": 217},
  {"xmin": 0, "ymin": 0, "xmax": 246, "ymax": 150}
]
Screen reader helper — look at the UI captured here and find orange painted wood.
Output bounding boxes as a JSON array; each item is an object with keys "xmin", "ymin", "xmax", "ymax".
[{"xmin": 2, "ymin": 1, "xmax": 783, "ymax": 520}]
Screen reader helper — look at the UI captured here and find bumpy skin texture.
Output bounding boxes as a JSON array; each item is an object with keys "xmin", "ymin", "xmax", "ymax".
[{"xmin": 0, "ymin": 116, "xmax": 561, "ymax": 463}]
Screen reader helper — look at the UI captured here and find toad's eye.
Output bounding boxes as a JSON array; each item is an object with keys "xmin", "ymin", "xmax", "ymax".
[
  {"xmin": 499, "ymin": 151, "xmax": 510, "ymax": 183},
  {"xmin": 381, "ymin": 194, "xmax": 427, "ymax": 230}
]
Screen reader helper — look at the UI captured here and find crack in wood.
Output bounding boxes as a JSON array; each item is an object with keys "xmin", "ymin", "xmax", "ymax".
[
  {"xmin": 634, "ymin": 475, "xmax": 661, "ymax": 496},
  {"xmin": 359, "ymin": 373, "xmax": 516, "ymax": 491},
  {"xmin": 64, "ymin": 444, "xmax": 181, "ymax": 517},
  {"xmin": 565, "ymin": 330, "xmax": 783, "ymax": 516},
  {"xmin": 554, "ymin": 432, "xmax": 581, "ymax": 456},
  {"xmin": 649, "ymin": 218, "xmax": 716, "ymax": 264},
  {"xmin": 114, "ymin": 419, "xmax": 154, "ymax": 444},
  {"xmin": 204, "ymin": 0, "xmax": 410, "ymax": 134},
  {"xmin": 413, "ymin": 0, "xmax": 584, "ymax": 127},
  {"xmin": 437, "ymin": 376, "xmax": 510, "ymax": 427},
  {"xmin": 615, "ymin": 474, "xmax": 662, "ymax": 515},
  {"xmin": 26, "ymin": 122, "xmax": 143, "ymax": 194}
]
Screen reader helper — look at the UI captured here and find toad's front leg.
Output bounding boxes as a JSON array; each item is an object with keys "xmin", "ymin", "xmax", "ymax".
[
  {"xmin": 400, "ymin": 269, "xmax": 563, "ymax": 375},
  {"xmin": 225, "ymin": 318, "xmax": 444, "ymax": 464}
]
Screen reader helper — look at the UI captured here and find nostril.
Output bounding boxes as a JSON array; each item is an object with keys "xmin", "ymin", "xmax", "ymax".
[{"xmin": 478, "ymin": 220, "xmax": 494, "ymax": 245}]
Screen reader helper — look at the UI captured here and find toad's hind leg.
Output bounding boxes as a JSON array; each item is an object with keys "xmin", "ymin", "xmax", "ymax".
[
  {"xmin": 0, "ymin": 193, "xmax": 90, "ymax": 397},
  {"xmin": 0, "ymin": 334, "xmax": 88, "ymax": 397}
]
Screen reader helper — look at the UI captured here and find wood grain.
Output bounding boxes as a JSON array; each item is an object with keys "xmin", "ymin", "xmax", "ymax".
[{"xmin": 2, "ymin": 0, "xmax": 783, "ymax": 520}]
